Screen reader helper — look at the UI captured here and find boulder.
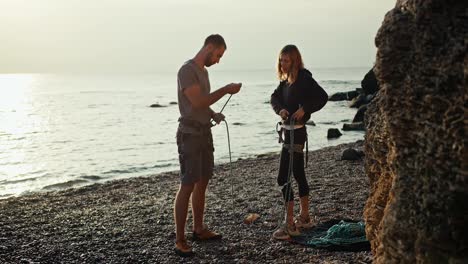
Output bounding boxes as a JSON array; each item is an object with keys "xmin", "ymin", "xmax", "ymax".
[
  {"xmin": 306, "ymin": 120, "xmax": 316, "ymax": 126},
  {"xmin": 149, "ymin": 103, "xmax": 166, "ymax": 108},
  {"xmin": 361, "ymin": 67, "xmax": 379, "ymax": 95},
  {"xmin": 329, "ymin": 90, "xmax": 359, "ymax": 101},
  {"xmin": 327, "ymin": 128, "xmax": 342, "ymax": 139},
  {"xmin": 349, "ymin": 94, "xmax": 368, "ymax": 108},
  {"xmin": 363, "ymin": 1, "xmax": 467, "ymax": 263},
  {"xmin": 352, "ymin": 104, "xmax": 368, "ymax": 123},
  {"xmin": 341, "ymin": 148, "xmax": 362, "ymax": 160}
]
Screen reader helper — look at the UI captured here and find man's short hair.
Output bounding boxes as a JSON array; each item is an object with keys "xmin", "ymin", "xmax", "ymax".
[{"xmin": 204, "ymin": 34, "xmax": 226, "ymax": 49}]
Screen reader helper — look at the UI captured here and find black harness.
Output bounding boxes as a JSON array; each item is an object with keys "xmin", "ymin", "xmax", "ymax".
[{"xmin": 276, "ymin": 121, "xmax": 309, "ymax": 168}]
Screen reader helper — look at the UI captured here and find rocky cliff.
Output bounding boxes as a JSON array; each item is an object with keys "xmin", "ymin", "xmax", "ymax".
[{"xmin": 364, "ymin": 0, "xmax": 467, "ymax": 263}]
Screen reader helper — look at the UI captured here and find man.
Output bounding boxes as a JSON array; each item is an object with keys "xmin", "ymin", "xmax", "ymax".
[{"xmin": 174, "ymin": 34, "xmax": 241, "ymax": 257}]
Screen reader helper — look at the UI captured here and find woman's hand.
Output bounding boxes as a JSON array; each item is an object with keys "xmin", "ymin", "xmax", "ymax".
[
  {"xmin": 279, "ymin": 109, "xmax": 289, "ymax": 120},
  {"xmin": 291, "ymin": 107, "xmax": 305, "ymax": 121}
]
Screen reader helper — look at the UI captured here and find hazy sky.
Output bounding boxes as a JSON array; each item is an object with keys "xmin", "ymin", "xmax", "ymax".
[{"xmin": 0, "ymin": 0, "xmax": 395, "ymax": 73}]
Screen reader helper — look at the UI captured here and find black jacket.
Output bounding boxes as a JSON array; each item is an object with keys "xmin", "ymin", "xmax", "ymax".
[{"xmin": 270, "ymin": 68, "xmax": 328, "ymax": 124}]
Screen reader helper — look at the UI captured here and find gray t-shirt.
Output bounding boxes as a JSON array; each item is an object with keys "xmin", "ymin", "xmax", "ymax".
[{"xmin": 177, "ymin": 60, "xmax": 211, "ymax": 133}]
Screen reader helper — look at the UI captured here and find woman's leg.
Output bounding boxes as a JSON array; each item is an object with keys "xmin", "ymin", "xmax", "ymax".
[
  {"xmin": 278, "ymin": 147, "xmax": 295, "ymax": 223},
  {"xmin": 291, "ymin": 126, "xmax": 310, "ymax": 218}
]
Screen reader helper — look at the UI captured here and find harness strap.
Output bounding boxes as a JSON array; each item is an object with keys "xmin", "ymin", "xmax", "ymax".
[
  {"xmin": 282, "ymin": 143, "xmax": 304, "ymax": 153},
  {"xmin": 276, "ymin": 121, "xmax": 309, "ymax": 167},
  {"xmin": 178, "ymin": 117, "xmax": 211, "ymax": 134},
  {"xmin": 276, "ymin": 122, "xmax": 284, "ymax": 143},
  {"xmin": 305, "ymin": 133, "xmax": 308, "ymax": 168}
]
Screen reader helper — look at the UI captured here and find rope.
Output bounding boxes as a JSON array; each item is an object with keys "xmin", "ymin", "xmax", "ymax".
[
  {"xmin": 219, "ymin": 94, "xmax": 233, "ymax": 113},
  {"xmin": 222, "ymin": 120, "xmax": 234, "ymax": 213},
  {"xmin": 273, "ymin": 118, "xmax": 297, "ymax": 230},
  {"xmin": 283, "ymin": 118, "xmax": 295, "ymax": 227},
  {"xmin": 210, "ymin": 94, "xmax": 235, "ymax": 213}
]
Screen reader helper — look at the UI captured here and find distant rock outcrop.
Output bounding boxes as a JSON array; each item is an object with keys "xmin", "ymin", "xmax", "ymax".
[
  {"xmin": 361, "ymin": 67, "xmax": 379, "ymax": 96},
  {"xmin": 149, "ymin": 103, "xmax": 166, "ymax": 108},
  {"xmin": 328, "ymin": 90, "xmax": 359, "ymax": 101},
  {"xmin": 364, "ymin": 1, "xmax": 467, "ymax": 263},
  {"xmin": 327, "ymin": 128, "xmax": 342, "ymax": 139}
]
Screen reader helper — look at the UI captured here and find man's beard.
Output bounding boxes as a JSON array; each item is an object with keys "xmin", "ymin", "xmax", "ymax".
[{"xmin": 204, "ymin": 52, "xmax": 213, "ymax": 67}]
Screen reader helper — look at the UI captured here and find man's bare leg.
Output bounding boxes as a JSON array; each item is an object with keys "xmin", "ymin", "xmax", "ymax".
[
  {"xmin": 192, "ymin": 178, "xmax": 209, "ymax": 234},
  {"xmin": 174, "ymin": 183, "xmax": 195, "ymax": 242}
]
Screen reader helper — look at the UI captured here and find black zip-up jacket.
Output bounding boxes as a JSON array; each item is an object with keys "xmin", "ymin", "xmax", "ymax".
[{"xmin": 270, "ymin": 68, "xmax": 328, "ymax": 124}]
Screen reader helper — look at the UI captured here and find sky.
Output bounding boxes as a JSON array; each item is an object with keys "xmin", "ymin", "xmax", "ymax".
[{"xmin": 0, "ymin": 0, "xmax": 396, "ymax": 73}]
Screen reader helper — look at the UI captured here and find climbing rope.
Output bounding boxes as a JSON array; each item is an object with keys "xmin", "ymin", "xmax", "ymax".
[
  {"xmin": 211, "ymin": 94, "xmax": 235, "ymax": 212},
  {"xmin": 279, "ymin": 118, "xmax": 295, "ymax": 229}
]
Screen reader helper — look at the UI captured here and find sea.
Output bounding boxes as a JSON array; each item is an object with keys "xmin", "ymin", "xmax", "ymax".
[{"xmin": 0, "ymin": 67, "xmax": 368, "ymax": 199}]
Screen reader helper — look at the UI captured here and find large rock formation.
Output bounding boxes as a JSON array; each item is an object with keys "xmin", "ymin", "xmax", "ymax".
[{"xmin": 364, "ymin": 1, "xmax": 467, "ymax": 263}]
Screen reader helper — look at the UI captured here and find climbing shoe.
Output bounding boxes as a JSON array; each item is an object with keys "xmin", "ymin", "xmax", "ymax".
[
  {"xmin": 272, "ymin": 223, "xmax": 301, "ymax": 240},
  {"xmin": 174, "ymin": 239, "xmax": 194, "ymax": 257},
  {"xmin": 294, "ymin": 214, "xmax": 315, "ymax": 229}
]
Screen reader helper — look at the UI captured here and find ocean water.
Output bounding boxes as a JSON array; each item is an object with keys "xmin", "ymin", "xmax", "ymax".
[{"xmin": 0, "ymin": 67, "xmax": 368, "ymax": 198}]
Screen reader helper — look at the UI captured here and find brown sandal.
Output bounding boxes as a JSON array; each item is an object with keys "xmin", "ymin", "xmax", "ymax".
[
  {"xmin": 174, "ymin": 239, "xmax": 194, "ymax": 257},
  {"xmin": 192, "ymin": 226, "xmax": 222, "ymax": 241}
]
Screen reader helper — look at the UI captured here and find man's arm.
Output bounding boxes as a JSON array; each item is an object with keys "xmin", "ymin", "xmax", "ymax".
[{"xmin": 183, "ymin": 83, "xmax": 241, "ymax": 109}]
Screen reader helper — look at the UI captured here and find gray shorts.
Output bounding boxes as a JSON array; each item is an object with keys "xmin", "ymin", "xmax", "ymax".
[{"xmin": 176, "ymin": 130, "xmax": 214, "ymax": 185}]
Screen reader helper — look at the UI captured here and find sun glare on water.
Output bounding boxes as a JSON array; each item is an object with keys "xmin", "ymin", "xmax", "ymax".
[{"xmin": 0, "ymin": 74, "xmax": 47, "ymax": 197}]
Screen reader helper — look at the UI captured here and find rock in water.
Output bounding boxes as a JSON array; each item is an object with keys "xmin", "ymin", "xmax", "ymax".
[{"xmin": 327, "ymin": 128, "xmax": 342, "ymax": 139}]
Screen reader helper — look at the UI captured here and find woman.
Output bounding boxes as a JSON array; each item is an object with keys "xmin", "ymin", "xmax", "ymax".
[{"xmin": 270, "ymin": 45, "xmax": 328, "ymax": 240}]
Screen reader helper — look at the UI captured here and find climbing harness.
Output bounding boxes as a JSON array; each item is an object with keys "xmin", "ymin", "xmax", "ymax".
[{"xmin": 276, "ymin": 120, "xmax": 309, "ymax": 168}]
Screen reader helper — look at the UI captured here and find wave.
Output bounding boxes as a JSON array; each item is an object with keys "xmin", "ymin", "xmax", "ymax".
[
  {"xmin": 42, "ymin": 179, "xmax": 89, "ymax": 190},
  {"xmin": 321, "ymin": 80, "xmax": 355, "ymax": 85},
  {"xmin": 102, "ymin": 163, "xmax": 173, "ymax": 175},
  {"xmin": 0, "ymin": 176, "xmax": 39, "ymax": 185},
  {"xmin": 80, "ymin": 175, "xmax": 102, "ymax": 181}
]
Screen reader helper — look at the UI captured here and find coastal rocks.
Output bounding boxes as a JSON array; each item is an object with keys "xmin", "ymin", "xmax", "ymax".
[
  {"xmin": 149, "ymin": 103, "xmax": 166, "ymax": 108},
  {"xmin": 361, "ymin": 68, "xmax": 379, "ymax": 96},
  {"xmin": 306, "ymin": 120, "xmax": 316, "ymax": 126},
  {"xmin": 349, "ymin": 94, "xmax": 374, "ymax": 109},
  {"xmin": 328, "ymin": 68, "xmax": 379, "ymax": 135},
  {"xmin": 329, "ymin": 90, "xmax": 359, "ymax": 101},
  {"xmin": 342, "ymin": 122, "xmax": 365, "ymax": 131},
  {"xmin": 150, "ymin": 102, "xmax": 178, "ymax": 108},
  {"xmin": 352, "ymin": 105, "xmax": 368, "ymax": 123},
  {"xmin": 341, "ymin": 148, "xmax": 364, "ymax": 161},
  {"xmin": 364, "ymin": 1, "xmax": 467, "ymax": 263},
  {"xmin": 327, "ymin": 128, "xmax": 342, "ymax": 139}
]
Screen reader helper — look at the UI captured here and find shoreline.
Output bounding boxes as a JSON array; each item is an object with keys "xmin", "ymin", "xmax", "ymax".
[{"xmin": 0, "ymin": 140, "xmax": 371, "ymax": 263}]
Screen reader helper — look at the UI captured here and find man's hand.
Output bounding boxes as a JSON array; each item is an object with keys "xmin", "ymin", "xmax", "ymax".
[
  {"xmin": 291, "ymin": 107, "xmax": 305, "ymax": 121},
  {"xmin": 212, "ymin": 112, "xmax": 225, "ymax": 124},
  {"xmin": 224, "ymin": 83, "xmax": 242, "ymax": 94},
  {"xmin": 279, "ymin": 109, "xmax": 289, "ymax": 120}
]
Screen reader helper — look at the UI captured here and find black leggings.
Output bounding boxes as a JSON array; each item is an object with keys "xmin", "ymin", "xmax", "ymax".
[{"xmin": 277, "ymin": 127, "xmax": 309, "ymax": 202}]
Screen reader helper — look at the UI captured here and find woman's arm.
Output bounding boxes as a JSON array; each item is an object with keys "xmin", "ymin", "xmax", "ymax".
[
  {"xmin": 302, "ymin": 77, "xmax": 328, "ymax": 114},
  {"xmin": 270, "ymin": 83, "xmax": 286, "ymax": 115}
]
